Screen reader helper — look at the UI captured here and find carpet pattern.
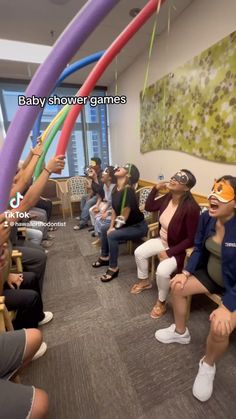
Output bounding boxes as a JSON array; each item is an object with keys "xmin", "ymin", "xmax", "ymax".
[{"xmin": 22, "ymin": 219, "xmax": 236, "ymax": 419}]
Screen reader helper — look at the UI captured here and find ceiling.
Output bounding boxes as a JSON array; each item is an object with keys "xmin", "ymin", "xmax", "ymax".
[{"xmin": 0, "ymin": 0, "xmax": 194, "ymax": 86}]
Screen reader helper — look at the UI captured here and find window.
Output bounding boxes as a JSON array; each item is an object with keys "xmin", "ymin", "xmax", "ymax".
[{"xmin": 0, "ymin": 81, "xmax": 110, "ymax": 177}]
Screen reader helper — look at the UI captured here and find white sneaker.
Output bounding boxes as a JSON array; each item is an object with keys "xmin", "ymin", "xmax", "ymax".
[
  {"xmin": 73, "ymin": 225, "xmax": 80, "ymax": 231},
  {"xmin": 38, "ymin": 311, "xmax": 53, "ymax": 326},
  {"xmin": 192, "ymin": 357, "xmax": 216, "ymax": 402},
  {"xmin": 75, "ymin": 216, "xmax": 80, "ymax": 220},
  {"xmin": 32, "ymin": 342, "xmax": 47, "ymax": 361},
  {"xmin": 155, "ymin": 323, "xmax": 191, "ymax": 344}
]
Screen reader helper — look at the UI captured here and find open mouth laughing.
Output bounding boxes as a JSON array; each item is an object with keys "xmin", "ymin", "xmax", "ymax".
[{"xmin": 209, "ymin": 198, "xmax": 220, "ymax": 212}]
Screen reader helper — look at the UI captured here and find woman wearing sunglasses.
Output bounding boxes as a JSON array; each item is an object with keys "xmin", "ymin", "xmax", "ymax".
[
  {"xmin": 155, "ymin": 176, "xmax": 236, "ymax": 402},
  {"xmin": 92, "ymin": 163, "xmax": 148, "ymax": 282},
  {"xmin": 89, "ymin": 166, "xmax": 116, "ymax": 244},
  {"xmin": 131, "ymin": 169, "xmax": 200, "ymax": 319}
]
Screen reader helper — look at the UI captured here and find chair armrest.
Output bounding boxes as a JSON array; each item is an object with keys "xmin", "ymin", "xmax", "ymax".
[
  {"xmin": 148, "ymin": 222, "xmax": 159, "ymax": 231},
  {"xmin": 65, "ymin": 181, "xmax": 69, "ymax": 194},
  {"xmin": 12, "ymin": 250, "xmax": 23, "ymax": 258},
  {"xmin": 147, "ymin": 222, "xmax": 159, "ymax": 239},
  {"xmin": 57, "ymin": 182, "xmax": 64, "ymax": 194},
  {"xmin": 17, "ymin": 227, "xmax": 27, "ymax": 237},
  {"xmin": 11, "ymin": 250, "xmax": 23, "ymax": 273}
]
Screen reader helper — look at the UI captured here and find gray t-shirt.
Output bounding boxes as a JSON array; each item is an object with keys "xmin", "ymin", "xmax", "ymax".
[{"xmin": 205, "ymin": 237, "xmax": 223, "ymax": 287}]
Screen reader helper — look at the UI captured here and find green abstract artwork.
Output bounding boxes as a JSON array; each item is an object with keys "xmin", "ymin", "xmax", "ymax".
[{"xmin": 140, "ymin": 32, "xmax": 236, "ymax": 163}]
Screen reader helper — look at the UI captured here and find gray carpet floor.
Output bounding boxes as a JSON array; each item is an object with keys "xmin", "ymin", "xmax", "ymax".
[{"xmin": 22, "ymin": 219, "xmax": 236, "ymax": 419}]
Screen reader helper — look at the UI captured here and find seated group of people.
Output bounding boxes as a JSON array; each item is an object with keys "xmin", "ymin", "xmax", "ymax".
[
  {"xmin": 75, "ymin": 158, "xmax": 236, "ymax": 403},
  {"xmin": 1, "ymin": 148, "xmax": 236, "ymax": 417},
  {"xmin": 0, "ymin": 140, "xmax": 65, "ymax": 418}
]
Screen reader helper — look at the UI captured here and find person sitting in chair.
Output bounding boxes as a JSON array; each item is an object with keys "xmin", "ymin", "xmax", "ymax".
[
  {"xmin": 92, "ymin": 163, "xmax": 148, "ymax": 282},
  {"xmin": 74, "ymin": 157, "xmax": 103, "ymax": 230},
  {"xmin": 131, "ymin": 170, "xmax": 200, "ymax": 319},
  {"xmin": 155, "ymin": 176, "xmax": 236, "ymax": 402}
]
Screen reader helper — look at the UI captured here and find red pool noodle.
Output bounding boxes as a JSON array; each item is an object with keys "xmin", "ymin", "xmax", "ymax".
[{"xmin": 56, "ymin": 0, "xmax": 166, "ymax": 156}]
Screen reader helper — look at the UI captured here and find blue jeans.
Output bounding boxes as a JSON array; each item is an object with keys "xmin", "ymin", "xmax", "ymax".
[
  {"xmin": 80, "ymin": 195, "xmax": 97, "ymax": 226},
  {"xmin": 100, "ymin": 219, "xmax": 148, "ymax": 268}
]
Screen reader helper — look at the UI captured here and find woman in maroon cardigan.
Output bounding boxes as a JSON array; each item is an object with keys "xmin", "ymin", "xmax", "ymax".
[{"xmin": 131, "ymin": 169, "xmax": 200, "ymax": 318}]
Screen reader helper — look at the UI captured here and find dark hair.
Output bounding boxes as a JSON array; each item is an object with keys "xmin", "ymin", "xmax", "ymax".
[
  {"xmin": 91, "ymin": 157, "xmax": 101, "ymax": 166},
  {"xmin": 216, "ymin": 175, "xmax": 236, "ymax": 199},
  {"xmin": 181, "ymin": 169, "xmax": 196, "ymax": 189},
  {"xmin": 126, "ymin": 163, "xmax": 140, "ymax": 185},
  {"xmin": 105, "ymin": 166, "xmax": 116, "ymax": 184},
  {"xmin": 176, "ymin": 169, "xmax": 198, "ymax": 210}
]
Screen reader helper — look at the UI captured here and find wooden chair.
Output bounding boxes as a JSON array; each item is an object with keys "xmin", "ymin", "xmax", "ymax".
[
  {"xmin": 42, "ymin": 179, "xmax": 65, "ymax": 219},
  {"xmin": 0, "ymin": 259, "xmax": 15, "ymax": 333},
  {"xmin": 0, "ymin": 293, "xmax": 21, "ymax": 383},
  {"xmin": 0, "ymin": 296, "xmax": 14, "ymax": 333},
  {"xmin": 66, "ymin": 176, "xmax": 88, "ymax": 218},
  {"xmin": 136, "ymin": 186, "xmax": 153, "ymax": 223},
  {"xmin": 11, "ymin": 250, "xmax": 23, "ymax": 274}
]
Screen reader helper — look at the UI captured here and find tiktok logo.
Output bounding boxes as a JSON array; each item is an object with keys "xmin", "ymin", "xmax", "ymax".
[{"xmin": 9, "ymin": 192, "xmax": 23, "ymax": 209}]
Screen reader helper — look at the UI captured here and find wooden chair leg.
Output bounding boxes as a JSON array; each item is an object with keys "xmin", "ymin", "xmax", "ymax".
[
  {"xmin": 11, "ymin": 251, "xmax": 23, "ymax": 274},
  {"xmin": 127, "ymin": 241, "xmax": 131, "ymax": 255},
  {"xmin": 3, "ymin": 306, "xmax": 14, "ymax": 331},
  {"xmin": 151, "ymin": 256, "xmax": 156, "ymax": 281},
  {"xmin": 0, "ymin": 304, "xmax": 5, "ymax": 332},
  {"xmin": 0, "ymin": 296, "xmax": 14, "ymax": 332},
  {"xmin": 70, "ymin": 202, "xmax": 73, "ymax": 218},
  {"xmin": 16, "ymin": 257, "xmax": 23, "ymax": 274},
  {"xmin": 61, "ymin": 204, "xmax": 65, "ymax": 219}
]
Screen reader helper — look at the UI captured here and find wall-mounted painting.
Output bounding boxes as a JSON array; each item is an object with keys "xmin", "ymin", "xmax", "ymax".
[{"xmin": 140, "ymin": 31, "xmax": 236, "ymax": 163}]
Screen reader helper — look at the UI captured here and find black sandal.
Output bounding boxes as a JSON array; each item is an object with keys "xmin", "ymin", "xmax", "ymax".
[
  {"xmin": 100, "ymin": 269, "xmax": 119, "ymax": 282},
  {"xmin": 92, "ymin": 257, "xmax": 109, "ymax": 268}
]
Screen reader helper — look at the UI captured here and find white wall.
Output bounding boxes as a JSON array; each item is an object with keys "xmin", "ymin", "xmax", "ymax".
[{"xmin": 108, "ymin": 0, "xmax": 236, "ymax": 195}]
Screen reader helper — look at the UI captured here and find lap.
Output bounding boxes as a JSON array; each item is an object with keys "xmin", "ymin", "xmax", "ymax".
[
  {"xmin": 15, "ymin": 244, "xmax": 46, "ymax": 262},
  {"xmin": 0, "ymin": 330, "xmax": 26, "ymax": 380},
  {"xmin": 193, "ymin": 268, "xmax": 224, "ymax": 295},
  {"xmin": 173, "ymin": 275, "xmax": 209, "ymax": 297},
  {"xmin": 108, "ymin": 222, "xmax": 147, "ymax": 241},
  {"xmin": 4, "ymin": 288, "xmax": 38, "ymax": 310},
  {"xmin": 135, "ymin": 237, "xmax": 165, "ymax": 257},
  {"xmin": 157, "ymin": 256, "xmax": 177, "ymax": 274},
  {"xmin": 0, "ymin": 379, "xmax": 34, "ymax": 419}
]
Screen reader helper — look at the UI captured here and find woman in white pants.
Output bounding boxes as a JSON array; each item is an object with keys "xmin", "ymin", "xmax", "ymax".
[{"xmin": 131, "ymin": 170, "xmax": 200, "ymax": 319}]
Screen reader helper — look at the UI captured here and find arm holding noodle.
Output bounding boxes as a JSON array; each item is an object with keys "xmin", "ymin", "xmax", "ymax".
[
  {"xmin": 11, "ymin": 155, "xmax": 65, "ymax": 217},
  {"xmin": 0, "ymin": 215, "xmax": 11, "ymax": 294},
  {"xmin": 10, "ymin": 141, "xmax": 44, "ymax": 199}
]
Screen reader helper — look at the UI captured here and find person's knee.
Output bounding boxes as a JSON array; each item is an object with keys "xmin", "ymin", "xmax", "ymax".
[
  {"xmin": 107, "ymin": 230, "xmax": 118, "ymax": 242},
  {"xmin": 27, "ymin": 290, "xmax": 41, "ymax": 307},
  {"xmin": 209, "ymin": 322, "xmax": 229, "ymax": 342},
  {"xmin": 170, "ymin": 282, "xmax": 183, "ymax": 296},
  {"xmin": 101, "ymin": 225, "xmax": 108, "ymax": 235},
  {"xmin": 134, "ymin": 246, "xmax": 143, "ymax": 260},
  {"xmin": 30, "ymin": 388, "xmax": 49, "ymax": 419},
  {"xmin": 24, "ymin": 329, "xmax": 42, "ymax": 361},
  {"xmin": 156, "ymin": 262, "xmax": 170, "ymax": 279},
  {"xmin": 24, "ymin": 271, "xmax": 37, "ymax": 283}
]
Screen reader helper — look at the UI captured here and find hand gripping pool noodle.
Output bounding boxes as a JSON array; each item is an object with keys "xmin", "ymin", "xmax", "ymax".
[{"xmin": 0, "ymin": 0, "xmax": 120, "ymax": 212}]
